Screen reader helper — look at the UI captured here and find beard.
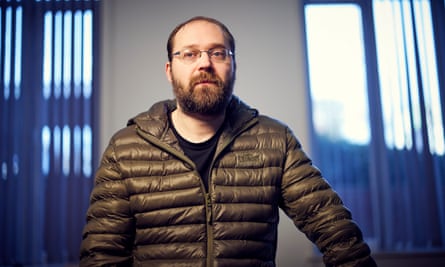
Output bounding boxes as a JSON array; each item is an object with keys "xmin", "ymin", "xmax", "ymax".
[{"xmin": 172, "ymin": 71, "xmax": 235, "ymax": 116}]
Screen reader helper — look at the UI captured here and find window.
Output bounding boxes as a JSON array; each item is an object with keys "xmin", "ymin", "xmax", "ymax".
[
  {"xmin": 0, "ymin": 0, "xmax": 99, "ymax": 265},
  {"xmin": 304, "ymin": 0, "xmax": 445, "ymax": 252}
]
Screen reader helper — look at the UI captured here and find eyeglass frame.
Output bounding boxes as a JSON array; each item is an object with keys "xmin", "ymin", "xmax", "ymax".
[{"xmin": 171, "ymin": 47, "xmax": 234, "ymax": 64}]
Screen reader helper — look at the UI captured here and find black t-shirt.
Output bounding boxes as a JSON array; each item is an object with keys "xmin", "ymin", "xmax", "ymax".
[{"xmin": 170, "ymin": 117, "xmax": 221, "ymax": 191}]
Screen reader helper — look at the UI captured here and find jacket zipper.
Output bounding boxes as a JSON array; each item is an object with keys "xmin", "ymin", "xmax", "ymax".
[{"xmin": 205, "ymin": 192, "xmax": 213, "ymax": 267}]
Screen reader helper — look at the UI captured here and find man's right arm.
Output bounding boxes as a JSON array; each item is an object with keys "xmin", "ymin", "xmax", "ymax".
[{"xmin": 79, "ymin": 142, "xmax": 134, "ymax": 267}]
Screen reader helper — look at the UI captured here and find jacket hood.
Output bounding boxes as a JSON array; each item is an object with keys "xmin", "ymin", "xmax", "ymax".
[{"xmin": 127, "ymin": 95, "xmax": 259, "ymax": 140}]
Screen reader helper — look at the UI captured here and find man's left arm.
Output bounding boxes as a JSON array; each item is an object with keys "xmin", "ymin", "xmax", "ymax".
[{"xmin": 279, "ymin": 127, "xmax": 377, "ymax": 267}]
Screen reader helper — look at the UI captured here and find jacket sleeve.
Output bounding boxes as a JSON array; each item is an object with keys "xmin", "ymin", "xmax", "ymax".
[
  {"xmin": 80, "ymin": 139, "xmax": 134, "ymax": 267},
  {"xmin": 279, "ymin": 128, "xmax": 377, "ymax": 267}
]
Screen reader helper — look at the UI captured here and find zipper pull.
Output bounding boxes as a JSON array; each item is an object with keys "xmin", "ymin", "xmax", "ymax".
[{"xmin": 206, "ymin": 193, "xmax": 213, "ymax": 225}]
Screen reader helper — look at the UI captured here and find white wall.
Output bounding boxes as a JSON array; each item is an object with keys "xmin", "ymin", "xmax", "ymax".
[{"xmin": 100, "ymin": 0, "xmax": 315, "ymax": 266}]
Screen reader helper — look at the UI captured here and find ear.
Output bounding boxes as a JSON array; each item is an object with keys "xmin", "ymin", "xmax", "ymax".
[{"xmin": 165, "ymin": 62, "xmax": 173, "ymax": 82}]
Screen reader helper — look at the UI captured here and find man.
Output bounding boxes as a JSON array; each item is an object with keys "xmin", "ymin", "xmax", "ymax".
[{"xmin": 80, "ymin": 16, "xmax": 377, "ymax": 267}]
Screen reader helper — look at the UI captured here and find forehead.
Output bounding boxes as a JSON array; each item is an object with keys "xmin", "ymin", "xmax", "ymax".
[{"xmin": 173, "ymin": 21, "xmax": 228, "ymax": 49}]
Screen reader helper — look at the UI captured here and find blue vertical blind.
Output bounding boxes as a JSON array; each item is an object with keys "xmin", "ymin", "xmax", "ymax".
[
  {"xmin": 304, "ymin": 0, "xmax": 445, "ymax": 252},
  {"xmin": 0, "ymin": 0, "xmax": 99, "ymax": 265}
]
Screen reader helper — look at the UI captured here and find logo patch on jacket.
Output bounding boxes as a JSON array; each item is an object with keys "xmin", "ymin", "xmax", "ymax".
[{"xmin": 236, "ymin": 153, "xmax": 262, "ymax": 167}]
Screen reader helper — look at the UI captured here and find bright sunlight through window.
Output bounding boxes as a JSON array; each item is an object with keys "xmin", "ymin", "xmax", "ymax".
[{"xmin": 305, "ymin": 4, "xmax": 370, "ymax": 145}]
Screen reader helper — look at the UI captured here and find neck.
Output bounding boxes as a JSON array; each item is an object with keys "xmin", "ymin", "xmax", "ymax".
[{"xmin": 171, "ymin": 106, "xmax": 225, "ymax": 143}]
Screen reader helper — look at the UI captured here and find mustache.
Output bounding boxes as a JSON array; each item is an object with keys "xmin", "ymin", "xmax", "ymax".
[{"xmin": 190, "ymin": 72, "xmax": 223, "ymax": 87}]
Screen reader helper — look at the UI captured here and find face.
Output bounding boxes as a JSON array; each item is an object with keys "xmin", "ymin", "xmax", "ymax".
[{"xmin": 166, "ymin": 20, "xmax": 236, "ymax": 116}]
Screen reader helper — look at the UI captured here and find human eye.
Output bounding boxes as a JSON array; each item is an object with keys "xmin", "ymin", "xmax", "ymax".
[
  {"xmin": 210, "ymin": 49, "xmax": 227, "ymax": 60},
  {"xmin": 182, "ymin": 49, "xmax": 199, "ymax": 60}
]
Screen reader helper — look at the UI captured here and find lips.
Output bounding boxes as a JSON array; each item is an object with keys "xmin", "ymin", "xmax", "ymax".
[{"xmin": 194, "ymin": 80, "xmax": 217, "ymax": 86}]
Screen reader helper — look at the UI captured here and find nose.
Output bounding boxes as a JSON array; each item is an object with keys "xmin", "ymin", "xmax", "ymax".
[{"xmin": 196, "ymin": 51, "xmax": 213, "ymax": 69}]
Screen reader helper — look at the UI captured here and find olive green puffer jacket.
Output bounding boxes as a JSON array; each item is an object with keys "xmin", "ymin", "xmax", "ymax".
[{"xmin": 80, "ymin": 96, "xmax": 376, "ymax": 267}]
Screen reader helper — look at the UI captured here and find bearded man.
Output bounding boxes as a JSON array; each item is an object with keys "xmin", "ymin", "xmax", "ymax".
[{"xmin": 80, "ymin": 16, "xmax": 377, "ymax": 267}]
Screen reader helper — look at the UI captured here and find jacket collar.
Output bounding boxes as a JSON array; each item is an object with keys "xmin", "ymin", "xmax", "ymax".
[{"xmin": 128, "ymin": 95, "xmax": 258, "ymax": 142}]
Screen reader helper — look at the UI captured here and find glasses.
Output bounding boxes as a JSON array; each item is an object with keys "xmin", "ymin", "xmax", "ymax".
[{"xmin": 172, "ymin": 48, "xmax": 233, "ymax": 64}]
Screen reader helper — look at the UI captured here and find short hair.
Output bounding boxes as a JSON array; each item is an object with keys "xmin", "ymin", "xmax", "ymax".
[{"xmin": 167, "ymin": 16, "xmax": 236, "ymax": 62}]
